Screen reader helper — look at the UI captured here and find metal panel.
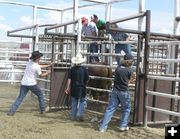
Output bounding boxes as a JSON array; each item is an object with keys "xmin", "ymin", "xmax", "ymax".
[
  {"xmin": 50, "ymin": 68, "xmax": 70, "ymax": 108},
  {"xmin": 134, "ymin": 78, "xmax": 172, "ymax": 123}
]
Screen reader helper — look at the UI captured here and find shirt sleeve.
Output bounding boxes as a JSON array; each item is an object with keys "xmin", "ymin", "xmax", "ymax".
[{"xmin": 36, "ymin": 64, "xmax": 42, "ymax": 75}]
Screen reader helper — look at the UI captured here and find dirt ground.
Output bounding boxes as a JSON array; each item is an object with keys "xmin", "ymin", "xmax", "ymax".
[{"xmin": 0, "ymin": 83, "xmax": 165, "ymax": 139}]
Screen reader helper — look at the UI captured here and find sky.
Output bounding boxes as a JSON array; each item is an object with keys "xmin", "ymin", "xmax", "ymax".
[{"xmin": 0, "ymin": 0, "xmax": 178, "ymax": 41}]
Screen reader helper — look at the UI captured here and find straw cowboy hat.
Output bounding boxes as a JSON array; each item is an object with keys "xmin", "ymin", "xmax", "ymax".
[
  {"xmin": 71, "ymin": 53, "xmax": 86, "ymax": 64},
  {"xmin": 30, "ymin": 50, "xmax": 43, "ymax": 60}
]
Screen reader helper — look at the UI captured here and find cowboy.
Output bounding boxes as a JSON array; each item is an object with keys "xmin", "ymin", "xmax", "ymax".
[
  {"xmin": 7, "ymin": 50, "xmax": 52, "ymax": 116},
  {"xmin": 99, "ymin": 54, "xmax": 135, "ymax": 132},
  {"xmin": 65, "ymin": 53, "xmax": 89, "ymax": 121}
]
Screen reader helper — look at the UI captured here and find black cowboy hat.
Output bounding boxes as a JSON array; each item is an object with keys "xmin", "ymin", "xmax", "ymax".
[{"xmin": 30, "ymin": 50, "xmax": 43, "ymax": 60}]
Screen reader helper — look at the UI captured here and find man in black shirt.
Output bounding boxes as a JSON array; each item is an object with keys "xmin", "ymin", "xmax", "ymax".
[
  {"xmin": 99, "ymin": 54, "xmax": 135, "ymax": 132},
  {"xmin": 65, "ymin": 53, "xmax": 89, "ymax": 121}
]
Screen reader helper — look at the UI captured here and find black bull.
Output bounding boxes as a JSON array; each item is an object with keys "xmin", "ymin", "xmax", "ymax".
[{"xmin": 87, "ymin": 63, "xmax": 113, "ymax": 101}]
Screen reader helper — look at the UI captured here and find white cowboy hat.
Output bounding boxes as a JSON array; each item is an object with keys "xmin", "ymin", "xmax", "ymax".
[{"xmin": 71, "ymin": 53, "xmax": 86, "ymax": 64}]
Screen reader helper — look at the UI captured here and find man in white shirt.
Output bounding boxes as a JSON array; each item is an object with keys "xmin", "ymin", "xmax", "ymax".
[{"xmin": 7, "ymin": 50, "xmax": 51, "ymax": 116}]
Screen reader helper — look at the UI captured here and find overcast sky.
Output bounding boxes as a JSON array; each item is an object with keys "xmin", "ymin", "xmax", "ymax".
[{"xmin": 0, "ymin": 0, "xmax": 178, "ymax": 41}]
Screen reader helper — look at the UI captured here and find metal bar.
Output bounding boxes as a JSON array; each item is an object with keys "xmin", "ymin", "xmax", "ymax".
[
  {"xmin": 146, "ymin": 106, "xmax": 180, "ymax": 117},
  {"xmin": 89, "ymin": 75, "xmax": 113, "ymax": 80},
  {"xmin": 146, "ymin": 90, "xmax": 180, "ymax": 100},
  {"xmin": 7, "ymin": 25, "xmax": 37, "ymax": 33},
  {"xmin": 143, "ymin": 10, "xmax": 151, "ymax": 127},
  {"xmin": 148, "ymin": 59, "xmax": 180, "ymax": 63},
  {"xmin": 7, "ymin": 34, "xmax": 36, "ymax": 38},
  {"xmin": 0, "ymin": 0, "xmax": 62, "ymax": 11},
  {"xmin": 109, "ymin": 12, "xmax": 146, "ymax": 24},
  {"xmin": 107, "ymin": 24, "xmax": 145, "ymax": 35},
  {"xmin": 36, "ymin": 78, "xmax": 50, "ymax": 83},
  {"xmin": 86, "ymin": 86, "xmax": 111, "ymax": 93},
  {"xmin": 147, "ymin": 75, "xmax": 180, "ymax": 82},
  {"xmin": 149, "ymin": 41, "xmax": 180, "ymax": 46},
  {"xmin": 45, "ymin": 20, "xmax": 78, "ymax": 31}
]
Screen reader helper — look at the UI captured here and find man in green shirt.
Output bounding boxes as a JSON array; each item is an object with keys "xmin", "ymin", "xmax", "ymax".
[{"xmin": 91, "ymin": 14, "xmax": 106, "ymax": 36}]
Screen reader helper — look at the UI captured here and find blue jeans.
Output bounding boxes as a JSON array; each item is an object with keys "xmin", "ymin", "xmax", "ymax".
[
  {"xmin": 99, "ymin": 87, "xmax": 131, "ymax": 130},
  {"xmin": 89, "ymin": 43, "xmax": 99, "ymax": 63},
  {"xmin": 71, "ymin": 97, "xmax": 86, "ymax": 119},
  {"xmin": 9, "ymin": 85, "xmax": 45, "ymax": 113},
  {"xmin": 115, "ymin": 44, "xmax": 131, "ymax": 65}
]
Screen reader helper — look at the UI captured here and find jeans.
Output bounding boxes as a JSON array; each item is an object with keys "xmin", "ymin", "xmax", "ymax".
[
  {"xmin": 89, "ymin": 43, "xmax": 99, "ymax": 63},
  {"xmin": 99, "ymin": 87, "xmax": 131, "ymax": 130},
  {"xmin": 115, "ymin": 44, "xmax": 131, "ymax": 65},
  {"xmin": 71, "ymin": 97, "xmax": 86, "ymax": 119},
  {"xmin": 9, "ymin": 85, "xmax": 45, "ymax": 113}
]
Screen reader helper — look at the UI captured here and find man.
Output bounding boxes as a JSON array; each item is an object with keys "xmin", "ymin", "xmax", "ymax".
[
  {"xmin": 7, "ymin": 50, "xmax": 51, "ymax": 116},
  {"xmin": 65, "ymin": 53, "xmax": 89, "ymax": 121},
  {"xmin": 99, "ymin": 54, "xmax": 135, "ymax": 132},
  {"xmin": 81, "ymin": 17, "xmax": 99, "ymax": 63},
  {"xmin": 109, "ymin": 23, "xmax": 132, "ymax": 65}
]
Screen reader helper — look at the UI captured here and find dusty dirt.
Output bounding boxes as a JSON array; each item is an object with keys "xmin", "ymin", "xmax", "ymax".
[{"xmin": 0, "ymin": 83, "xmax": 165, "ymax": 139}]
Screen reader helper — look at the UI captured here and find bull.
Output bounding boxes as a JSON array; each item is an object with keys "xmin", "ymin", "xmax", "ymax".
[{"xmin": 87, "ymin": 62, "xmax": 113, "ymax": 101}]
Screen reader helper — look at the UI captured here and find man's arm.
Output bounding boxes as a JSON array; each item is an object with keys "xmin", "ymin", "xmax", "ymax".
[
  {"xmin": 65, "ymin": 79, "xmax": 71, "ymax": 95},
  {"xmin": 129, "ymin": 73, "xmax": 136, "ymax": 84},
  {"xmin": 39, "ymin": 70, "xmax": 51, "ymax": 77}
]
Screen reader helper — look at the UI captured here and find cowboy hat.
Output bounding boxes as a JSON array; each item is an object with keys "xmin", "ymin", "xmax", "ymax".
[
  {"xmin": 71, "ymin": 53, "xmax": 86, "ymax": 64},
  {"xmin": 30, "ymin": 50, "xmax": 43, "ymax": 60}
]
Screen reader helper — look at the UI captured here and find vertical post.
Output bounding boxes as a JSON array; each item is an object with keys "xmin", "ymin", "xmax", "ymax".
[
  {"xmin": 138, "ymin": 0, "xmax": 145, "ymax": 31},
  {"xmin": 105, "ymin": 3, "xmax": 112, "ymax": 22},
  {"xmin": 143, "ymin": 10, "xmax": 151, "ymax": 127},
  {"xmin": 133, "ymin": 35, "xmax": 143, "ymax": 124},
  {"xmin": 73, "ymin": 0, "xmax": 78, "ymax": 33},
  {"xmin": 77, "ymin": 18, "xmax": 82, "ymax": 54},
  {"xmin": 60, "ymin": 11, "xmax": 64, "ymax": 33},
  {"xmin": 32, "ymin": 5, "xmax": 37, "ymax": 51},
  {"xmin": 173, "ymin": 0, "xmax": 180, "ymax": 35},
  {"xmin": 73, "ymin": 0, "xmax": 79, "ymax": 56}
]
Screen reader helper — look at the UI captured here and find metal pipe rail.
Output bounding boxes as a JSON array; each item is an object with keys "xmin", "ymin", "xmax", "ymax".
[
  {"xmin": 36, "ymin": 78, "xmax": 50, "ymax": 83},
  {"xmin": 0, "ymin": 0, "xmax": 63, "ymax": 11},
  {"xmin": 80, "ymin": 40, "xmax": 137, "ymax": 44},
  {"xmin": 0, "ymin": 80, "xmax": 20, "ymax": 83},
  {"xmin": 45, "ymin": 20, "xmax": 78, "ymax": 33},
  {"xmin": 109, "ymin": 12, "xmax": 146, "ymax": 24},
  {"xmin": 0, "ymin": 70, "xmax": 24, "ymax": 73},
  {"xmin": 149, "ymin": 41, "xmax": 180, "ymax": 46},
  {"xmin": 86, "ymin": 86, "xmax": 111, "ymax": 93},
  {"xmin": 146, "ymin": 106, "xmax": 180, "ymax": 117},
  {"xmin": 147, "ymin": 75, "xmax": 180, "ymax": 82},
  {"xmin": 89, "ymin": 75, "xmax": 114, "ymax": 81},
  {"xmin": 148, "ymin": 58, "xmax": 180, "ymax": 63},
  {"xmin": 146, "ymin": 90, "xmax": 180, "ymax": 100},
  {"xmin": 87, "ymin": 98, "xmax": 108, "ymax": 105}
]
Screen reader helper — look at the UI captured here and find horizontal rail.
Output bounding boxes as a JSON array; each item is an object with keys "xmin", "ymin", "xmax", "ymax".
[
  {"xmin": 89, "ymin": 75, "xmax": 113, "ymax": 80},
  {"xmin": 149, "ymin": 41, "xmax": 180, "ymax": 46},
  {"xmin": 0, "ymin": 70, "xmax": 24, "ymax": 73},
  {"xmin": 86, "ymin": 86, "xmax": 111, "ymax": 93},
  {"xmin": 0, "ymin": 80, "xmax": 20, "ymax": 82},
  {"xmin": 87, "ymin": 98, "xmax": 108, "ymax": 105},
  {"xmin": 37, "ymin": 78, "xmax": 50, "ymax": 83},
  {"xmin": 0, "ymin": 0, "xmax": 62, "ymax": 11},
  {"xmin": 45, "ymin": 20, "xmax": 78, "ymax": 31},
  {"xmin": 7, "ymin": 25, "xmax": 37, "ymax": 34},
  {"xmin": 147, "ymin": 75, "xmax": 180, "ymax": 82},
  {"xmin": 148, "ymin": 58, "xmax": 180, "ymax": 63},
  {"xmin": 146, "ymin": 90, "xmax": 180, "ymax": 100},
  {"xmin": 109, "ymin": 12, "xmax": 146, "ymax": 24},
  {"xmin": 146, "ymin": 106, "xmax": 180, "ymax": 117}
]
